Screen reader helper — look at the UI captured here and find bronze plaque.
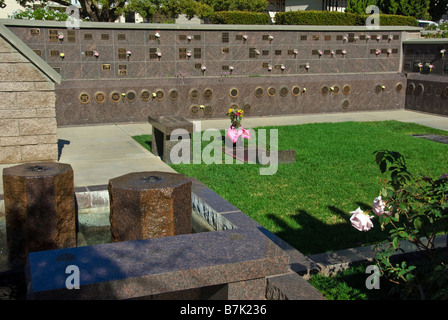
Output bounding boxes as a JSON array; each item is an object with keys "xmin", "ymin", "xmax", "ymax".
[
  {"xmin": 236, "ymin": 35, "xmax": 243, "ymax": 41},
  {"xmin": 118, "ymin": 34, "xmax": 126, "ymax": 40},
  {"xmin": 94, "ymin": 92, "xmax": 106, "ymax": 104},
  {"xmin": 249, "ymin": 48, "xmax": 257, "ymax": 58},
  {"xmin": 141, "ymin": 90, "xmax": 151, "ymax": 101},
  {"xmin": 324, "ymin": 35, "xmax": 331, "ymax": 41},
  {"xmin": 275, "ymin": 50, "xmax": 282, "ymax": 56},
  {"xmin": 169, "ymin": 89, "xmax": 179, "ymax": 100},
  {"xmin": 190, "ymin": 89, "xmax": 200, "ymax": 100},
  {"xmin": 84, "ymin": 33, "xmax": 93, "ymax": 40},
  {"xmin": 179, "ymin": 35, "xmax": 187, "ymax": 40},
  {"xmin": 67, "ymin": 30, "xmax": 76, "ymax": 42},
  {"xmin": 407, "ymin": 83, "xmax": 415, "ymax": 95},
  {"xmin": 155, "ymin": 89, "xmax": 165, "ymax": 100},
  {"xmin": 149, "ymin": 48, "xmax": 158, "ymax": 59},
  {"xmin": 222, "ymin": 32, "xmax": 229, "ymax": 43},
  {"xmin": 190, "ymin": 105, "xmax": 199, "ymax": 116},
  {"xmin": 267, "ymin": 87, "xmax": 276, "ymax": 97},
  {"xmin": 443, "ymin": 87, "xmax": 448, "ymax": 98},
  {"xmin": 194, "ymin": 35, "xmax": 201, "ymax": 40},
  {"xmin": 148, "ymin": 34, "xmax": 156, "ymax": 40},
  {"xmin": 194, "ymin": 48, "xmax": 201, "ymax": 59},
  {"xmin": 332, "ymin": 86, "xmax": 340, "ymax": 95},
  {"xmin": 243, "ymin": 103, "xmax": 251, "ymax": 113},
  {"xmin": 118, "ymin": 69, "xmax": 127, "ymax": 76},
  {"xmin": 204, "ymin": 105, "xmax": 213, "ymax": 115},
  {"xmin": 342, "ymin": 85, "xmax": 351, "ymax": 95},
  {"xmin": 50, "ymin": 50, "xmax": 60, "ymax": 57},
  {"xmin": 204, "ymin": 89, "xmax": 213, "ymax": 99},
  {"xmin": 280, "ymin": 87, "xmax": 288, "ymax": 97},
  {"xmin": 313, "ymin": 35, "xmax": 320, "ymax": 40},
  {"xmin": 118, "ymin": 48, "xmax": 127, "ymax": 60},
  {"xmin": 79, "ymin": 92, "xmax": 90, "ymax": 104},
  {"xmin": 300, "ymin": 35, "xmax": 307, "ymax": 41},
  {"xmin": 292, "ymin": 86, "xmax": 301, "ymax": 96},
  {"xmin": 230, "ymin": 88, "xmax": 239, "ymax": 98},
  {"xmin": 374, "ymin": 84, "xmax": 383, "ymax": 94},
  {"xmin": 30, "ymin": 29, "xmax": 40, "ymax": 36},
  {"xmin": 255, "ymin": 87, "xmax": 264, "ymax": 98},
  {"xmin": 101, "ymin": 34, "xmax": 110, "ymax": 40},
  {"xmin": 179, "ymin": 48, "xmax": 187, "ymax": 59},
  {"xmin": 126, "ymin": 91, "xmax": 136, "ymax": 102},
  {"xmin": 321, "ymin": 86, "xmax": 329, "ymax": 95},
  {"xmin": 194, "ymin": 63, "xmax": 202, "ymax": 69},
  {"xmin": 102, "ymin": 64, "xmax": 111, "ymax": 70},
  {"xmin": 222, "ymin": 47, "xmax": 230, "ymax": 54},
  {"xmin": 48, "ymin": 29, "xmax": 58, "ymax": 42},
  {"xmin": 342, "ymin": 100, "xmax": 349, "ymax": 109},
  {"xmin": 33, "ymin": 49, "xmax": 42, "ymax": 56},
  {"xmin": 85, "ymin": 50, "xmax": 94, "ymax": 57},
  {"xmin": 110, "ymin": 91, "xmax": 121, "ymax": 102},
  {"xmin": 262, "ymin": 50, "xmax": 269, "ymax": 56}
]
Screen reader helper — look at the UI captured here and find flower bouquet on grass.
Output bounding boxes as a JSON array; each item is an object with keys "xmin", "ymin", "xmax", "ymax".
[{"xmin": 226, "ymin": 108, "xmax": 251, "ymax": 143}]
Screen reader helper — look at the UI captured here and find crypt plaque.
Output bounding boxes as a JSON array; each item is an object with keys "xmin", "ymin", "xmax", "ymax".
[
  {"xmin": 94, "ymin": 92, "xmax": 106, "ymax": 104},
  {"xmin": 110, "ymin": 91, "xmax": 121, "ymax": 103},
  {"xmin": 79, "ymin": 92, "xmax": 90, "ymax": 104},
  {"xmin": 141, "ymin": 90, "xmax": 151, "ymax": 101},
  {"xmin": 292, "ymin": 86, "xmax": 301, "ymax": 96}
]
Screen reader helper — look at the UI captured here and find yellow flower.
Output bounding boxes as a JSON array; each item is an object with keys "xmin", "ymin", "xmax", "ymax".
[{"xmin": 228, "ymin": 108, "xmax": 233, "ymax": 113}]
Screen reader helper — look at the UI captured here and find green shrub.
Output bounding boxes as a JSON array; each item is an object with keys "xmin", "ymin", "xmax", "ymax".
[
  {"xmin": 211, "ymin": 10, "xmax": 270, "ymax": 24},
  {"xmin": 274, "ymin": 10, "xmax": 418, "ymax": 27}
]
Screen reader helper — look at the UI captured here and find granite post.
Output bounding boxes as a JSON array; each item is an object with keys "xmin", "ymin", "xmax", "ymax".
[
  {"xmin": 3, "ymin": 162, "xmax": 76, "ymax": 270},
  {"xmin": 108, "ymin": 171, "xmax": 192, "ymax": 242}
]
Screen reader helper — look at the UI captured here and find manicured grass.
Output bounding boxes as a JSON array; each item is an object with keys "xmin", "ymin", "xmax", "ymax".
[
  {"xmin": 134, "ymin": 121, "xmax": 448, "ymax": 255},
  {"xmin": 308, "ymin": 262, "xmax": 395, "ymax": 300}
]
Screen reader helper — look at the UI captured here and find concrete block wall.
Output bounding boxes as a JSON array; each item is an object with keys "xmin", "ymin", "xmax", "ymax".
[{"xmin": 0, "ymin": 35, "xmax": 58, "ymax": 164}]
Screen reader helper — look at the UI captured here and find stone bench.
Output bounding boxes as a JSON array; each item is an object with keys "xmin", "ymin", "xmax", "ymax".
[
  {"xmin": 26, "ymin": 226, "xmax": 290, "ymax": 299},
  {"xmin": 148, "ymin": 115, "xmax": 193, "ymax": 164}
]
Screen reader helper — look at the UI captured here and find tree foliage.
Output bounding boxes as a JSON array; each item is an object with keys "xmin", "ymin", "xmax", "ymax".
[
  {"xmin": 346, "ymin": 0, "xmax": 432, "ymax": 20},
  {"xmin": 8, "ymin": 0, "xmax": 268, "ymax": 22}
]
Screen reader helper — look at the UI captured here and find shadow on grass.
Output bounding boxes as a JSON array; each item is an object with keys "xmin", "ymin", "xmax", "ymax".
[{"xmin": 266, "ymin": 203, "xmax": 388, "ymax": 255}]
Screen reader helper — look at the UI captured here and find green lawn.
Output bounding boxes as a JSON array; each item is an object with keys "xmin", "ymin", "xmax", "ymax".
[{"xmin": 134, "ymin": 120, "xmax": 448, "ymax": 255}]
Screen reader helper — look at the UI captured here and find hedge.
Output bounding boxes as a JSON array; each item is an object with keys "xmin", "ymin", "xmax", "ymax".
[
  {"xmin": 211, "ymin": 11, "xmax": 271, "ymax": 24},
  {"xmin": 274, "ymin": 10, "xmax": 418, "ymax": 27}
]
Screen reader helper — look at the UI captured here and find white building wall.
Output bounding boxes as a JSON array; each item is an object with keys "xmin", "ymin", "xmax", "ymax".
[
  {"xmin": 0, "ymin": 0, "xmax": 25, "ymax": 19},
  {"xmin": 285, "ymin": 0, "xmax": 323, "ymax": 11}
]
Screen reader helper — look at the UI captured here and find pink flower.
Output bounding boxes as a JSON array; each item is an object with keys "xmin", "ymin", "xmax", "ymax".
[
  {"xmin": 372, "ymin": 196, "xmax": 391, "ymax": 216},
  {"xmin": 350, "ymin": 207, "xmax": 374, "ymax": 231},
  {"xmin": 227, "ymin": 127, "xmax": 251, "ymax": 143}
]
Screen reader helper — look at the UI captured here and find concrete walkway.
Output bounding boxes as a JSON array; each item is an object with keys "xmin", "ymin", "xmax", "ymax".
[{"xmin": 1, "ymin": 110, "xmax": 447, "ymax": 195}]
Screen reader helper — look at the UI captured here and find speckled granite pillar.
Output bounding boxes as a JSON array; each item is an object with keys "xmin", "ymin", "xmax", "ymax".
[
  {"xmin": 3, "ymin": 162, "xmax": 76, "ymax": 270},
  {"xmin": 108, "ymin": 171, "xmax": 192, "ymax": 242}
]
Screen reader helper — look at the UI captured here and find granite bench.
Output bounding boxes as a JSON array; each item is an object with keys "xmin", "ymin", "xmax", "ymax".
[{"xmin": 148, "ymin": 115, "xmax": 194, "ymax": 164}]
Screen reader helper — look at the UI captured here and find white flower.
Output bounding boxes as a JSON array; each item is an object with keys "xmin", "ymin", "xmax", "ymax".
[
  {"xmin": 155, "ymin": 32, "xmax": 160, "ymax": 38},
  {"xmin": 372, "ymin": 196, "xmax": 391, "ymax": 216},
  {"xmin": 350, "ymin": 207, "xmax": 374, "ymax": 231}
]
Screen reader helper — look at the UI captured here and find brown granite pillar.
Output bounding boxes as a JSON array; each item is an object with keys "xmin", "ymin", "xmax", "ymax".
[
  {"xmin": 3, "ymin": 162, "xmax": 76, "ymax": 270},
  {"xmin": 108, "ymin": 171, "xmax": 192, "ymax": 242}
]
